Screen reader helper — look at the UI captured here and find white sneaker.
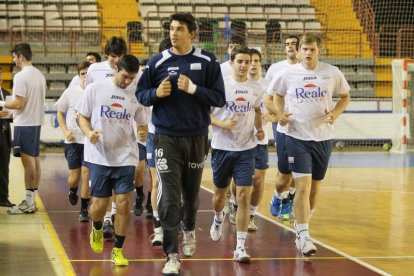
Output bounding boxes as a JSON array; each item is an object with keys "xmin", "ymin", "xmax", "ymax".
[
  {"xmin": 229, "ymin": 204, "xmax": 237, "ymax": 225},
  {"xmin": 162, "ymin": 253, "xmax": 180, "ymax": 275},
  {"xmin": 210, "ymin": 219, "xmax": 224, "ymax": 242},
  {"xmin": 248, "ymin": 217, "xmax": 258, "ymax": 231},
  {"xmin": 182, "ymin": 230, "xmax": 196, "ymax": 257},
  {"xmin": 149, "ymin": 227, "xmax": 163, "ymax": 246},
  {"xmin": 294, "ymin": 221, "xmax": 300, "ymax": 251},
  {"xmin": 233, "ymin": 247, "xmax": 251, "ymax": 263},
  {"xmin": 300, "ymin": 237, "xmax": 317, "ymax": 257},
  {"xmin": 7, "ymin": 200, "xmax": 36, "ymax": 215},
  {"xmin": 295, "ymin": 235, "xmax": 301, "ymax": 251},
  {"xmin": 223, "ymin": 192, "xmax": 231, "ymax": 214}
]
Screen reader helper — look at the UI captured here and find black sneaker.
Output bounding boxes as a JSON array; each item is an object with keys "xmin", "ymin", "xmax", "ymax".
[
  {"xmin": 146, "ymin": 202, "xmax": 153, "ymax": 218},
  {"xmin": 133, "ymin": 193, "xmax": 145, "ymax": 216},
  {"xmin": 68, "ymin": 192, "xmax": 78, "ymax": 206},
  {"xmin": 103, "ymin": 220, "xmax": 115, "ymax": 241},
  {"xmin": 79, "ymin": 208, "xmax": 89, "ymax": 222}
]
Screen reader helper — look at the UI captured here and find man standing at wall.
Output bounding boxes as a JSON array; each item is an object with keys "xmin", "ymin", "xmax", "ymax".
[{"xmin": 1, "ymin": 43, "xmax": 46, "ymax": 214}]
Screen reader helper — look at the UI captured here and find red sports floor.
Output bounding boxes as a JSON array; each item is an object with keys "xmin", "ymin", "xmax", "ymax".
[{"xmin": 39, "ymin": 155, "xmax": 383, "ymax": 275}]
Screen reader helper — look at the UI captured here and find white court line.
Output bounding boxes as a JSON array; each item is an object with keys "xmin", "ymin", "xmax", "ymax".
[{"xmin": 200, "ymin": 186, "xmax": 391, "ymax": 276}]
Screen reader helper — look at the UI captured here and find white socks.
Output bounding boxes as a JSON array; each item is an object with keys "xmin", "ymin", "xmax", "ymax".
[
  {"xmin": 111, "ymin": 201, "xmax": 117, "ymax": 216},
  {"xmin": 25, "ymin": 190, "xmax": 35, "ymax": 206},
  {"xmin": 249, "ymin": 205, "xmax": 258, "ymax": 217},
  {"xmin": 214, "ymin": 210, "xmax": 224, "ymax": 223},
  {"xmin": 236, "ymin": 231, "xmax": 247, "ymax": 249},
  {"xmin": 296, "ymin": 223, "xmax": 310, "ymax": 242}
]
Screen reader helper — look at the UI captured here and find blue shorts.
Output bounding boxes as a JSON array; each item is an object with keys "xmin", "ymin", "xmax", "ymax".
[
  {"xmin": 146, "ymin": 133, "xmax": 155, "ymax": 168},
  {"xmin": 286, "ymin": 136, "xmax": 332, "ymax": 181},
  {"xmin": 211, "ymin": 148, "xmax": 255, "ymax": 188},
  {"xmin": 13, "ymin": 126, "xmax": 41, "ymax": 157},
  {"xmin": 88, "ymin": 163, "xmax": 135, "ymax": 198},
  {"xmin": 275, "ymin": 130, "xmax": 291, "ymax": 174},
  {"xmin": 138, "ymin": 142, "xmax": 146, "ymax": 162},
  {"xmin": 271, "ymin": 122, "xmax": 278, "ymax": 141},
  {"xmin": 254, "ymin": 144, "xmax": 269, "ymax": 170},
  {"xmin": 64, "ymin": 143, "xmax": 85, "ymax": 170}
]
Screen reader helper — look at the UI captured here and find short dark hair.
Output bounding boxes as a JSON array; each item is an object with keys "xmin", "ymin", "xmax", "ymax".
[
  {"xmin": 249, "ymin": 48, "xmax": 262, "ymax": 62},
  {"xmin": 286, "ymin": 35, "xmax": 300, "ymax": 50},
  {"xmin": 12, "ymin": 43, "xmax": 32, "ymax": 61},
  {"xmin": 159, "ymin": 37, "xmax": 172, "ymax": 52},
  {"xmin": 86, "ymin": 52, "xmax": 101, "ymax": 62},
  {"xmin": 170, "ymin": 13, "xmax": 197, "ymax": 33},
  {"xmin": 229, "ymin": 33, "xmax": 247, "ymax": 47},
  {"xmin": 104, "ymin": 36, "xmax": 128, "ymax": 56},
  {"xmin": 117, "ymin": 54, "xmax": 139, "ymax": 73},
  {"xmin": 230, "ymin": 46, "xmax": 251, "ymax": 61},
  {"xmin": 77, "ymin": 61, "xmax": 91, "ymax": 74}
]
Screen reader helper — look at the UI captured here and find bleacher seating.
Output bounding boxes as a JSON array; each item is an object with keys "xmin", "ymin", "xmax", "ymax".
[
  {"xmin": 0, "ymin": 1, "xmax": 100, "ymax": 35},
  {"xmin": 138, "ymin": 0, "xmax": 321, "ymax": 50}
]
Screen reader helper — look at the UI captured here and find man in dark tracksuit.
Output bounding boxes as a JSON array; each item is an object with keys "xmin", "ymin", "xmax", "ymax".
[
  {"xmin": 136, "ymin": 13, "xmax": 225, "ymax": 276},
  {"xmin": 0, "ymin": 83, "xmax": 14, "ymax": 207}
]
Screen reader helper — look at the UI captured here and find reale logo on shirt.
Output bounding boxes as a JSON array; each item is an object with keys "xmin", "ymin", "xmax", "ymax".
[
  {"xmin": 100, "ymin": 103, "xmax": 131, "ymax": 120},
  {"xmin": 295, "ymin": 84, "xmax": 327, "ymax": 99},
  {"xmin": 226, "ymin": 97, "xmax": 254, "ymax": 112}
]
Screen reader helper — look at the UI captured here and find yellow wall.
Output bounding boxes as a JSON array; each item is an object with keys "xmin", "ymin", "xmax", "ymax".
[
  {"xmin": 309, "ymin": 0, "xmax": 373, "ymax": 58},
  {"xmin": 96, "ymin": 0, "xmax": 147, "ymax": 57},
  {"xmin": 0, "ymin": 56, "xmax": 13, "ymax": 89}
]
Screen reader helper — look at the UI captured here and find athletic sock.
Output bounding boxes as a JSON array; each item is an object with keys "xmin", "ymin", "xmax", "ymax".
[
  {"xmin": 214, "ymin": 210, "xmax": 224, "ymax": 223},
  {"xmin": 236, "ymin": 231, "xmax": 247, "ymax": 249},
  {"xmin": 111, "ymin": 202, "xmax": 117, "ymax": 216},
  {"xmin": 81, "ymin": 197, "xmax": 90, "ymax": 210},
  {"xmin": 114, "ymin": 235, "xmax": 126, "ymax": 248},
  {"xmin": 93, "ymin": 220, "xmax": 103, "ymax": 230},
  {"xmin": 249, "ymin": 205, "xmax": 258, "ymax": 217},
  {"xmin": 25, "ymin": 189, "xmax": 35, "ymax": 206}
]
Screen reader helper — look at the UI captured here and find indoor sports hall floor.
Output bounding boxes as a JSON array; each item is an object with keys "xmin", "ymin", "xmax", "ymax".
[{"xmin": 1, "ymin": 150, "xmax": 413, "ymax": 275}]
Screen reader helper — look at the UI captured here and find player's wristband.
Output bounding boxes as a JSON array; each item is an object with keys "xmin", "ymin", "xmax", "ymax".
[
  {"xmin": 0, "ymin": 101, "xmax": 5, "ymax": 107},
  {"xmin": 188, "ymin": 82, "xmax": 197, "ymax": 94}
]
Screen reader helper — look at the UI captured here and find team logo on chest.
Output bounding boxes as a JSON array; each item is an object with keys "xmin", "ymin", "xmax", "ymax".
[
  {"xmin": 167, "ymin": 66, "xmax": 179, "ymax": 77},
  {"xmin": 226, "ymin": 97, "xmax": 254, "ymax": 113},
  {"xmin": 100, "ymin": 103, "xmax": 131, "ymax": 121},
  {"xmin": 295, "ymin": 83, "xmax": 327, "ymax": 103}
]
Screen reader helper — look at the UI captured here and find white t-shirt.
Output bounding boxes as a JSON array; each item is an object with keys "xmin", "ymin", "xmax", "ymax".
[
  {"xmin": 265, "ymin": 60, "xmax": 297, "ymax": 134},
  {"xmin": 265, "ymin": 60, "xmax": 292, "ymax": 83},
  {"xmin": 220, "ymin": 61, "xmax": 233, "ymax": 77},
  {"xmin": 85, "ymin": 60, "xmax": 142, "ymax": 95},
  {"xmin": 76, "ymin": 78, "xmax": 149, "ymax": 167},
  {"xmin": 268, "ymin": 62, "xmax": 350, "ymax": 141},
  {"xmin": 68, "ymin": 75, "xmax": 80, "ymax": 88},
  {"xmin": 85, "ymin": 59, "xmax": 145, "ymax": 145},
  {"xmin": 55, "ymin": 85, "xmax": 85, "ymax": 144},
  {"xmin": 12, "ymin": 66, "xmax": 46, "ymax": 126},
  {"xmin": 211, "ymin": 76, "xmax": 263, "ymax": 151},
  {"xmin": 256, "ymin": 77, "xmax": 270, "ymax": 145},
  {"xmin": 85, "ymin": 61, "xmax": 114, "ymax": 86}
]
